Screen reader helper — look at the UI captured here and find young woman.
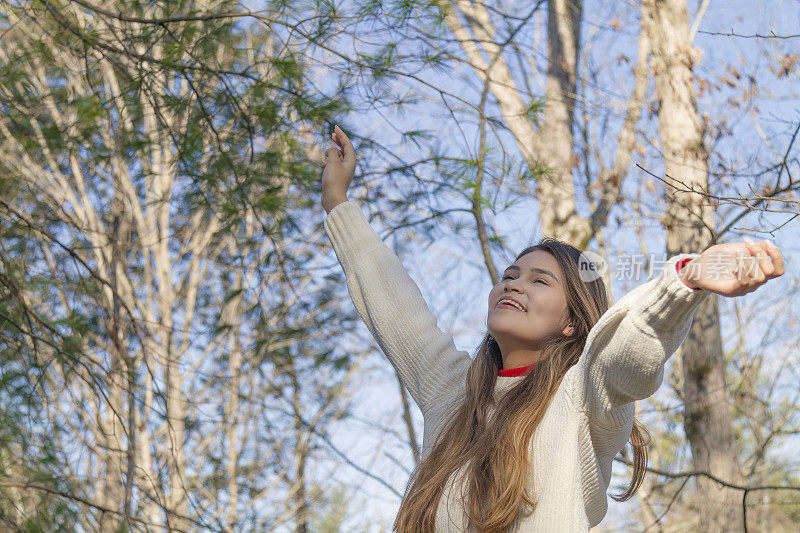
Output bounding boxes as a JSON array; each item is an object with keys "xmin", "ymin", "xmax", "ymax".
[{"xmin": 320, "ymin": 125, "xmax": 785, "ymax": 532}]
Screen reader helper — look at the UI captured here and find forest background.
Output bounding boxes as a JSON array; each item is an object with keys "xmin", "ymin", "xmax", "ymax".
[{"xmin": 0, "ymin": 0, "xmax": 799, "ymax": 531}]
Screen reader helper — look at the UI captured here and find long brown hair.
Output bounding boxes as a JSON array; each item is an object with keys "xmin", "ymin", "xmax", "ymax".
[{"xmin": 393, "ymin": 237, "xmax": 651, "ymax": 532}]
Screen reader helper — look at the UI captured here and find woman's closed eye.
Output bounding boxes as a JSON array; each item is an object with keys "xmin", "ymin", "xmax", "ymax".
[{"xmin": 501, "ymin": 275, "xmax": 547, "ymax": 285}]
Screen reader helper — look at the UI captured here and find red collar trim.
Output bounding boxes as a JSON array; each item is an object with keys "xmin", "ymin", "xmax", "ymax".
[{"xmin": 498, "ymin": 363, "xmax": 536, "ymax": 377}]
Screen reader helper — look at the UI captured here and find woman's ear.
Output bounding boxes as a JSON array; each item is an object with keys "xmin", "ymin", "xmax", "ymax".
[{"xmin": 562, "ymin": 322, "xmax": 574, "ymax": 337}]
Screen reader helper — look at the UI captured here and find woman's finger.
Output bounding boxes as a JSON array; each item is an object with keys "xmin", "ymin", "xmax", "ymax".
[
  {"xmin": 744, "ymin": 239, "xmax": 773, "ymax": 277},
  {"xmin": 763, "ymin": 240, "xmax": 785, "ymax": 278},
  {"xmin": 734, "ymin": 251, "xmax": 757, "ymax": 288},
  {"xmin": 324, "ymin": 146, "xmax": 342, "ymax": 164},
  {"xmin": 334, "ymin": 125, "xmax": 356, "ymax": 163},
  {"xmin": 741, "ymin": 241, "xmax": 765, "ymax": 280},
  {"xmin": 753, "ymin": 245, "xmax": 775, "ymax": 277},
  {"xmin": 332, "ymin": 130, "xmax": 343, "ymax": 151}
]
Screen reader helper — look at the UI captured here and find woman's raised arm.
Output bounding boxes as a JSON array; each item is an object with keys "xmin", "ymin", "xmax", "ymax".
[{"xmin": 321, "ymin": 127, "xmax": 472, "ymax": 418}]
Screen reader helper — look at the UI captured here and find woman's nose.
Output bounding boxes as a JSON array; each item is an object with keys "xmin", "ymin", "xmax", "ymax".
[{"xmin": 503, "ymin": 283, "xmax": 523, "ymax": 294}]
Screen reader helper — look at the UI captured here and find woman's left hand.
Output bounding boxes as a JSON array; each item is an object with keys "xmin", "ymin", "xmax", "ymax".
[{"xmin": 679, "ymin": 237, "xmax": 785, "ymax": 297}]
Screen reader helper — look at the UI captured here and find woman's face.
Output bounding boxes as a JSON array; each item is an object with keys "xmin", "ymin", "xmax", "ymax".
[{"xmin": 487, "ymin": 250, "xmax": 574, "ymax": 355}]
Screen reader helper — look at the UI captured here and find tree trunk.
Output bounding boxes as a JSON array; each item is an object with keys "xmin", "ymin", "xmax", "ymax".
[
  {"xmin": 538, "ymin": 0, "xmax": 586, "ymax": 244},
  {"xmin": 648, "ymin": 1, "xmax": 745, "ymax": 530},
  {"xmin": 440, "ymin": 0, "xmax": 652, "ymax": 249},
  {"xmin": 291, "ymin": 368, "xmax": 310, "ymax": 533}
]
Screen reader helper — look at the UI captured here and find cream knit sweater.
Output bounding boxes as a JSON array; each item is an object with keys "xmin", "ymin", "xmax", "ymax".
[{"xmin": 323, "ymin": 200, "xmax": 710, "ymax": 532}]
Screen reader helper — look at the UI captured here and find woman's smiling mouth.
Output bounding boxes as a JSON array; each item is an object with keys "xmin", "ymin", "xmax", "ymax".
[{"xmin": 497, "ymin": 298, "xmax": 526, "ymax": 312}]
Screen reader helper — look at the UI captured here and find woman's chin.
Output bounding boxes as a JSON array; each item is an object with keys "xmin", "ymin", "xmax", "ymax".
[{"xmin": 487, "ymin": 315, "xmax": 526, "ymax": 335}]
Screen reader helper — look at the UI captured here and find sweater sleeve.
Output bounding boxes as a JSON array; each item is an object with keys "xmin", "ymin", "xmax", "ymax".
[
  {"xmin": 570, "ymin": 253, "xmax": 710, "ymax": 427},
  {"xmin": 323, "ymin": 200, "xmax": 473, "ymax": 417}
]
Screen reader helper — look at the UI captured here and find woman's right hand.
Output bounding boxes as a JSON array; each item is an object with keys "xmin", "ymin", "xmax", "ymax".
[{"xmin": 321, "ymin": 125, "xmax": 356, "ymax": 214}]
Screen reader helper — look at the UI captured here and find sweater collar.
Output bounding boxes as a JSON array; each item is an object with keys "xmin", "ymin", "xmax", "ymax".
[
  {"xmin": 493, "ymin": 364, "xmax": 537, "ymax": 401},
  {"xmin": 498, "ymin": 363, "xmax": 536, "ymax": 377}
]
